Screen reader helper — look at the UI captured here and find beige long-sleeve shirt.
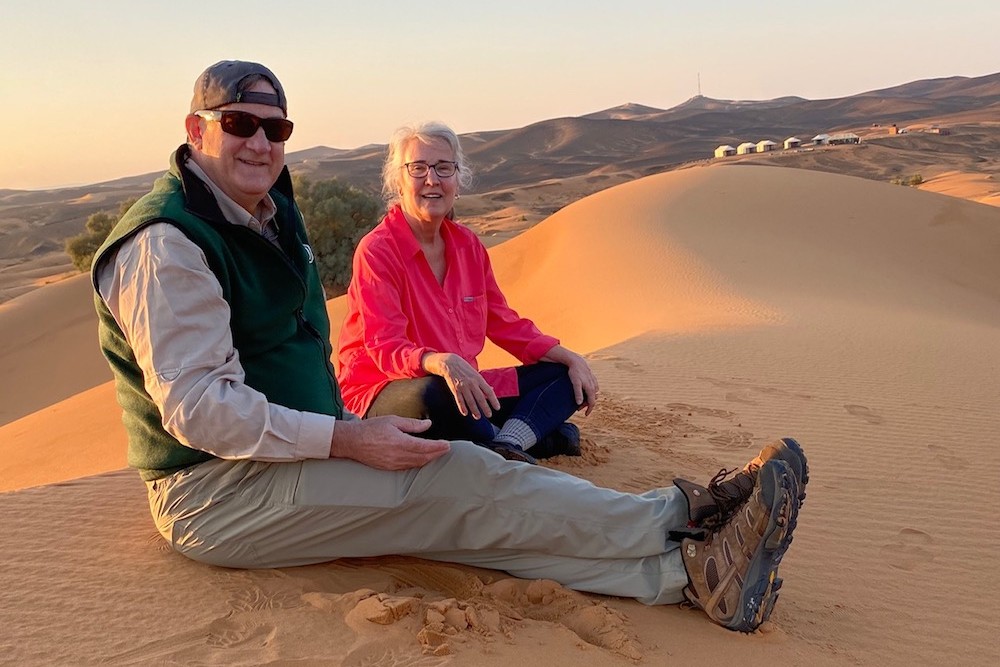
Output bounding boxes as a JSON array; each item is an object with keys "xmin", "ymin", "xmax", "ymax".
[{"xmin": 95, "ymin": 157, "xmax": 346, "ymax": 462}]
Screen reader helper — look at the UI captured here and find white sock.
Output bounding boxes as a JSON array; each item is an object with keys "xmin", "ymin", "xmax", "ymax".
[{"xmin": 492, "ymin": 418, "xmax": 538, "ymax": 450}]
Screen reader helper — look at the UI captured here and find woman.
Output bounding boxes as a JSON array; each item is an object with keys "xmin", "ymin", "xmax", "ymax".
[{"xmin": 337, "ymin": 122, "xmax": 598, "ymax": 463}]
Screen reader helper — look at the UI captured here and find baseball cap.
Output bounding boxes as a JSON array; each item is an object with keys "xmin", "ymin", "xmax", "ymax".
[{"xmin": 190, "ymin": 60, "xmax": 287, "ymax": 115}]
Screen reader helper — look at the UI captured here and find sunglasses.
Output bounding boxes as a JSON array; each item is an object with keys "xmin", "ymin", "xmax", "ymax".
[{"xmin": 194, "ymin": 110, "xmax": 294, "ymax": 142}]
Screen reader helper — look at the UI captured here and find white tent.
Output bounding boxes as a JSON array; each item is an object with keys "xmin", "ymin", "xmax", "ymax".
[
  {"xmin": 714, "ymin": 145, "xmax": 736, "ymax": 158},
  {"xmin": 828, "ymin": 133, "xmax": 861, "ymax": 145},
  {"xmin": 736, "ymin": 142, "xmax": 757, "ymax": 155},
  {"xmin": 756, "ymin": 140, "xmax": 777, "ymax": 152},
  {"xmin": 784, "ymin": 137, "xmax": 801, "ymax": 149},
  {"xmin": 812, "ymin": 134, "xmax": 830, "ymax": 145}
]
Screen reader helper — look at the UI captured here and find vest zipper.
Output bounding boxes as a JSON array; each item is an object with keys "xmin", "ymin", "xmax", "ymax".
[
  {"xmin": 296, "ymin": 307, "xmax": 341, "ymax": 408},
  {"xmin": 238, "ymin": 225, "xmax": 342, "ymax": 410}
]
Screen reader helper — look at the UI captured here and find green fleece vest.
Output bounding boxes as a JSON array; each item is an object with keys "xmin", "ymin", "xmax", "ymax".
[{"xmin": 92, "ymin": 153, "xmax": 343, "ymax": 480}]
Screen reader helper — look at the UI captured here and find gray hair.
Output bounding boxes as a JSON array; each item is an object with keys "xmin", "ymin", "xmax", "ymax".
[{"xmin": 381, "ymin": 121, "xmax": 473, "ymax": 205}]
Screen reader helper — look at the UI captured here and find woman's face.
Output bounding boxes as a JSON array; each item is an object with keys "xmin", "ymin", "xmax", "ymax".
[{"xmin": 398, "ymin": 137, "xmax": 458, "ymax": 226}]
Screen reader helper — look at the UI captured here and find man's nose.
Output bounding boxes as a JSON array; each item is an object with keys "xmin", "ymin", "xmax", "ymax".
[{"xmin": 246, "ymin": 126, "xmax": 271, "ymax": 150}]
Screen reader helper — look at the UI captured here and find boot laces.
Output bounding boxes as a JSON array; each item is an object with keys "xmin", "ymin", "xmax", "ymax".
[{"xmin": 705, "ymin": 467, "xmax": 756, "ymax": 525}]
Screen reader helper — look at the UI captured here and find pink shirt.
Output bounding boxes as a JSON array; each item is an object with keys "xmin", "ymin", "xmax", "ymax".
[{"xmin": 337, "ymin": 205, "xmax": 559, "ymax": 416}]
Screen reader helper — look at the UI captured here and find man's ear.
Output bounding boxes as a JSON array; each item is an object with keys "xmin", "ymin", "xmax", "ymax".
[{"xmin": 184, "ymin": 114, "xmax": 204, "ymax": 148}]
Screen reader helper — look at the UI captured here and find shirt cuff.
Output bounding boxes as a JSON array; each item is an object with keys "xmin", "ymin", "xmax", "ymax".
[
  {"xmin": 408, "ymin": 346, "xmax": 437, "ymax": 374},
  {"xmin": 296, "ymin": 412, "xmax": 336, "ymax": 459},
  {"xmin": 523, "ymin": 335, "xmax": 560, "ymax": 363}
]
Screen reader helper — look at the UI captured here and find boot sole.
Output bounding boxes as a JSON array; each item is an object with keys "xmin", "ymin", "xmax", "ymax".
[
  {"xmin": 776, "ymin": 437, "xmax": 810, "ymax": 504},
  {"xmin": 729, "ymin": 460, "xmax": 800, "ymax": 632}
]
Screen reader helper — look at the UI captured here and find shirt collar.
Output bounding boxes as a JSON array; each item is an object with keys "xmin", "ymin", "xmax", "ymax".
[
  {"xmin": 184, "ymin": 155, "xmax": 278, "ymax": 231},
  {"xmin": 384, "ymin": 204, "xmax": 471, "ymax": 258}
]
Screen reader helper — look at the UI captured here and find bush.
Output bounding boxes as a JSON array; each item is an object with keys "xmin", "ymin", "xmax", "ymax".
[
  {"xmin": 293, "ymin": 176, "xmax": 382, "ymax": 295},
  {"xmin": 890, "ymin": 174, "xmax": 923, "ymax": 187},
  {"xmin": 65, "ymin": 198, "xmax": 137, "ymax": 271}
]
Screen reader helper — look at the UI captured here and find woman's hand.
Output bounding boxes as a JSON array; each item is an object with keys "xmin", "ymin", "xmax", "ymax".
[
  {"xmin": 542, "ymin": 345, "xmax": 600, "ymax": 415},
  {"xmin": 422, "ymin": 352, "xmax": 500, "ymax": 419}
]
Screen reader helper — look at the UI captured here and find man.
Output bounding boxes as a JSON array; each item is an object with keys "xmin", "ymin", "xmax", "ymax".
[{"xmin": 92, "ymin": 60, "xmax": 809, "ymax": 632}]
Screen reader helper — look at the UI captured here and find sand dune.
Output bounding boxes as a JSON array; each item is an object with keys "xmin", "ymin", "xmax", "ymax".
[
  {"xmin": 921, "ymin": 170, "xmax": 1000, "ymax": 207},
  {"xmin": 0, "ymin": 273, "xmax": 111, "ymax": 425},
  {"xmin": 2, "ymin": 164, "xmax": 998, "ymax": 665}
]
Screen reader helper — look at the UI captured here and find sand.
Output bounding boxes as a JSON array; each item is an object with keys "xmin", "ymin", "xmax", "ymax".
[{"xmin": 1, "ymin": 164, "xmax": 997, "ymax": 665}]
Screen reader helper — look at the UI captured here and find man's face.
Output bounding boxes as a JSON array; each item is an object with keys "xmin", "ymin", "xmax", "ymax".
[{"xmin": 187, "ymin": 79, "xmax": 286, "ymax": 213}]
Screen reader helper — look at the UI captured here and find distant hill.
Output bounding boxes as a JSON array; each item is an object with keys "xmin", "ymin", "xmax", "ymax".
[
  {"xmin": 1, "ymin": 71, "xmax": 998, "ymax": 303},
  {"xmin": 582, "ymin": 103, "xmax": 667, "ymax": 120},
  {"xmin": 294, "ymin": 71, "xmax": 1000, "ymax": 192}
]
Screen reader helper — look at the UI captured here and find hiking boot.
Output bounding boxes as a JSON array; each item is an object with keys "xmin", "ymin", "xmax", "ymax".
[
  {"xmin": 681, "ymin": 458, "xmax": 800, "ymax": 632},
  {"xmin": 676, "ymin": 437, "xmax": 808, "ymax": 530},
  {"xmin": 530, "ymin": 422, "xmax": 582, "ymax": 459}
]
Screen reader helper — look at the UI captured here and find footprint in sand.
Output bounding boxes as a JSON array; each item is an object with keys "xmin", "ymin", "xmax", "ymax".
[
  {"xmin": 725, "ymin": 390, "xmax": 758, "ymax": 405},
  {"xmin": 482, "ymin": 578, "xmax": 643, "ymax": 661},
  {"xmin": 205, "ymin": 618, "xmax": 277, "ymax": 649},
  {"xmin": 226, "ymin": 585, "xmax": 302, "ymax": 613},
  {"xmin": 707, "ymin": 430, "xmax": 754, "ymax": 449},
  {"xmin": 879, "ymin": 528, "xmax": 935, "ymax": 571},
  {"xmin": 927, "ymin": 443, "xmax": 969, "ymax": 469},
  {"xmin": 844, "ymin": 404, "xmax": 885, "ymax": 425},
  {"xmin": 585, "ymin": 353, "xmax": 643, "ymax": 373},
  {"xmin": 615, "ymin": 360, "xmax": 645, "ymax": 373}
]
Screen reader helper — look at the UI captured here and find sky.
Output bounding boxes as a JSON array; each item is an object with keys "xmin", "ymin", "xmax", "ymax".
[{"xmin": 2, "ymin": 0, "xmax": 997, "ymax": 191}]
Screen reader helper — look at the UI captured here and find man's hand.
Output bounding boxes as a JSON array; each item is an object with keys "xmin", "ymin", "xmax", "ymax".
[
  {"xmin": 422, "ymin": 352, "xmax": 500, "ymax": 420},
  {"xmin": 329, "ymin": 416, "xmax": 450, "ymax": 470}
]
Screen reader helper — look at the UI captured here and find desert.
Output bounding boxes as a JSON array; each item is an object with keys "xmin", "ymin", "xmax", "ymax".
[{"xmin": 1, "ymin": 74, "xmax": 999, "ymax": 665}]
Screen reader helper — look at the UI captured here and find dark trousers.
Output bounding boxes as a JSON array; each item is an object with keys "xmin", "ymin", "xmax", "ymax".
[{"xmin": 366, "ymin": 362, "xmax": 578, "ymax": 443}]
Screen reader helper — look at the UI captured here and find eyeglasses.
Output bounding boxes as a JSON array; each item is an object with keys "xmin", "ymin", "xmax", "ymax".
[
  {"xmin": 194, "ymin": 110, "xmax": 294, "ymax": 142},
  {"xmin": 403, "ymin": 161, "xmax": 458, "ymax": 178}
]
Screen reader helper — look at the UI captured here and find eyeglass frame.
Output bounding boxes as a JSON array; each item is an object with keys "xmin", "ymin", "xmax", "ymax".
[
  {"xmin": 193, "ymin": 109, "xmax": 294, "ymax": 142},
  {"xmin": 403, "ymin": 161, "xmax": 459, "ymax": 179}
]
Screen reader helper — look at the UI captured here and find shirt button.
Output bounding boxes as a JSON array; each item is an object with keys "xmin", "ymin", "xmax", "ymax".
[{"xmin": 448, "ymin": 308, "xmax": 454, "ymax": 313}]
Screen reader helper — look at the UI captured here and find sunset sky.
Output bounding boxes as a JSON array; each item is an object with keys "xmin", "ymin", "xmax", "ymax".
[{"xmin": 3, "ymin": 0, "xmax": 997, "ymax": 190}]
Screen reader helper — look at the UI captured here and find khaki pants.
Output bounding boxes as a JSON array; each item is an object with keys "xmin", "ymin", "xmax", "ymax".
[{"xmin": 146, "ymin": 441, "xmax": 690, "ymax": 604}]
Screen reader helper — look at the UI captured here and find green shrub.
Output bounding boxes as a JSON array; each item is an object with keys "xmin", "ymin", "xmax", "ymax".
[
  {"xmin": 293, "ymin": 176, "xmax": 382, "ymax": 295},
  {"xmin": 65, "ymin": 198, "xmax": 137, "ymax": 271},
  {"xmin": 890, "ymin": 174, "xmax": 923, "ymax": 187}
]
